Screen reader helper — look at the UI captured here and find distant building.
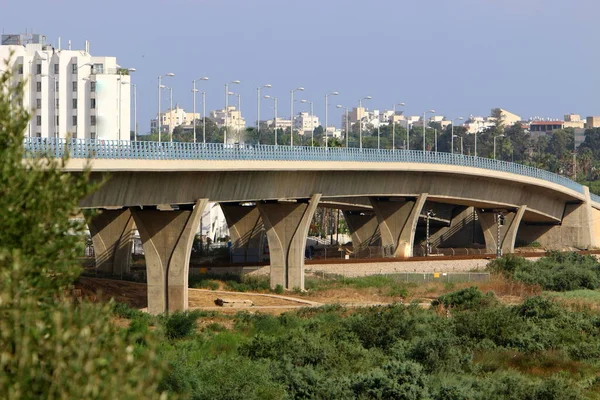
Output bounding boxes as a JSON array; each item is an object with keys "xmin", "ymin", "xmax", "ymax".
[
  {"xmin": 0, "ymin": 32, "xmax": 130, "ymax": 140},
  {"xmin": 293, "ymin": 112, "xmax": 319, "ymax": 134},
  {"xmin": 209, "ymin": 106, "xmax": 246, "ymax": 143},
  {"xmin": 150, "ymin": 106, "xmax": 199, "ymax": 134},
  {"xmin": 498, "ymin": 109, "xmax": 521, "ymax": 127},
  {"xmin": 529, "ymin": 120, "xmax": 564, "ymax": 133},
  {"xmin": 563, "ymin": 114, "xmax": 585, "ymax": 129},
  {"xmin": 585, "ymin": 116, "xmax": 600, "ymax": 129}
]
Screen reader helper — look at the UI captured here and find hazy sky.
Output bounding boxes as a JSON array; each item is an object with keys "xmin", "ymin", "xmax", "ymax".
[{"xmin": 3, "ymin": 0, "xmax": 599, "ymax": 132}]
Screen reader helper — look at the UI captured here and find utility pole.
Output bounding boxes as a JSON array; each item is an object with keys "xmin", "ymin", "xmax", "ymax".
[
  {"xmin": 496, "ymin": 212, "xmax": 505, "ymax": 257},
  {"xmin": 426, "ymin": 209, "xmax": 435, "ymax": 256}
]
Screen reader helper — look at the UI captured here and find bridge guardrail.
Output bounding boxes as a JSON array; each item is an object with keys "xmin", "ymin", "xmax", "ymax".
[
  {"xmin": 23, "ymin": 138, "xmax": 585, "ymax": 195},
  {"xmin": 590, "ymin": 193, "xmax": 600, "ymax": 204}
]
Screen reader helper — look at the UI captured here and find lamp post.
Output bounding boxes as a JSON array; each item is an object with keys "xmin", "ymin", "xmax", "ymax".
[
  {"xmin": 493, "ymin": 134, "xmax": 505, "ymax": 160},
  {"xmin": 358, "ymin": 96, "xmax": 372, "ymax": 149},
  {"xmin": 159, "ymin": 85, "xmax": 173, "ymax": 142},
  {"xmin": 224, "ymin": 80, "xmax": 241, "ymax": 144},
  {"xmin": 117, "ymin": 68, "xmax": 135, "ymax": 141},
  {"xmin": 202, "ymin": 91, "xmax": 207, "ymax": 144},
  {"xmin": 228, "ymin": 91, "xmax": 241, "ymax": 143},
  {"xmin": 325, "ymin": 91, "xmax": 339, "ymax": 149},
  {"xmin": 301, "ymin": 100, "xmax": 314, "ymax": 146},
  {"xmin": 192, "ymin": 76, "xmax": 209, "ymax": 143},
  {"xmin": 336, "ymin": 105, "xmax": 349, "ymax": 147},
  {"xmin": 290, "ymin": 87, "xmax": 304, "ymax": 147},
  {"xmin": 256, "ymin": 84, "xmax": 272, "ymax": 139},
  {"xmin": 121, "ymin": 81, "xmax": 137, "ymax": 141},
  {"xmin": 496, "ymin": 212, "xmax": 505, "ymax": 257},
  {"xmin": 392, "ymin": 102, "xmax": 405, "ymax": 152},
  {"xmin": 157, "ymin": 72, "xmax": 175, "ymax": 143},
  {"xmin": 460, "ymin": 136, "xmax": 464, "ymax": 155},
  {"xmin": 422, "ymin": 109, "xmax": 435, "ymax": 151},
  {"xmin": 264, "ymin": 95, "xmax": 278, "ymax": 145},
  {"xmin": 451, "ymin": 116, "xmax": 463, "ymax": 155}
]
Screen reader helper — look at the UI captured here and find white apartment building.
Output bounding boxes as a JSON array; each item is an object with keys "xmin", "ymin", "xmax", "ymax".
[
  {"xmin": 151, "ymin": 106, "xmax": 199, "ymax": 133},
  {"xmin": 293, "ymin": 112, "xmax": 320, "ymax": 134},
  {"xmin": 0, "ymin": 33, "xmax": 130, "ymax": 140}
]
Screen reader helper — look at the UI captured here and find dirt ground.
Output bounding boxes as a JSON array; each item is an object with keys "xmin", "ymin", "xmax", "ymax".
[{"xmin": 76, "ymin": 274, "xmax": 537, "ymax": 316}]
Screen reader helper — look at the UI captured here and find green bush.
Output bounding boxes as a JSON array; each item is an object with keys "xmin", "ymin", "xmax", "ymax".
[
  {"xmin": 433, "ymin": 287, "xmax": 497, "ymax": 310},
  {"xmin": 160, "ymin": 310, "xmax": 202, "ymax": 340}
]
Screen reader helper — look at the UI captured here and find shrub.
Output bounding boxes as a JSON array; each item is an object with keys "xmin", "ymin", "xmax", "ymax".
[
  {"xmin": 161, "ymin": 310, "xmax": 202, "ymax": 340},
  {"xmin": 432, "ymin": 287, "xmax": 497, "ymax": 310}
]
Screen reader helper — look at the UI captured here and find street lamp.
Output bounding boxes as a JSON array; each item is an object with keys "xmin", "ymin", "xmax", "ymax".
[
  {"xmin": 496, "ymin": 212, "xmax": 505, "ymax": 257},
  {"xmin": 117, "ymin": 68, "xmax": 135, "ymax": 141},
  {"xmin": 192, "ymin": 76, "xmax": 209, "ymax": 143},
  {"xmin": 229, "ymin": 91, "xmax": 241, "ymax": 143},
  {"xmin": 256, "ymin": 84, "xmax": 272, "ymax": 138},
  {"xmin": 301, "ymin": 99, "xmax": 314, "ymax": 146},
  {"xmin": 336, "ymin": 105, "xmax": 350, "ymax": 147},
  {"xmin": 224, "ymin": 80, "xmax": 241, "ymax": 144},
  {"xmin": 451, "ymin": 117, "xmax": 463, "ymax": 155},
  {"xmin": 157, "ymin": 72, "xmax": 174, "ymax": 143},
  {"xmin": 358, "ymin": 96, "xmax": 372, "ymax": 149},
  {"xmin": 290, "ymin": 87, "xmax": 304, "ymax": 147},
  {"xmin": 122, "ymin": 81, "xmax": 137, "ymax": 141},
  {"xmin": 325, "ymin": 91, "xmax": 339, "ymax": 149},
  {"xmin": 493, "ymin": 134, "xmax": 505, "ymax": 160},
  {"xmin": 264, "ymin": 95, "xmax": 278, "ymax": 145},
  {"xmin": 159, "ymin": 85, "xmax": 173, "ymax": 141},
  {"xmin": 392, "ymin": 102, "xmax": 405, "ymax": 152},
  {"xmin": 422, "ymin": 109, "xmax": 435, "ymax": 151}
]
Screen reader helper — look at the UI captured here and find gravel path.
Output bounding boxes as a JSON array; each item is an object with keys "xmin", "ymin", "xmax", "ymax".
[{"xmin": 248, "ymin": 258, "xmax": 495, "ymax": 278}]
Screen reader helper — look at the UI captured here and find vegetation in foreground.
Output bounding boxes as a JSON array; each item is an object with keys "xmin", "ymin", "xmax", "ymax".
[{"xmin": 0, "ymin": 63, "xmax": 166, "ymax": 398}]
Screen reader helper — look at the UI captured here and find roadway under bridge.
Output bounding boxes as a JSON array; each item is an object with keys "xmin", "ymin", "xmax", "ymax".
[{"xmin": 26, "ymin": 139, "xmax": 600, "ymax": 314}]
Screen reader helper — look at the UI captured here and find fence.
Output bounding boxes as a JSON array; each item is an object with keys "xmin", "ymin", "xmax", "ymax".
[
  {"xmin": 23, "ymin": 138, "xmax": 585, "ymax": 195},
  {"xmin": 306, "ymin": 269, "xmax": 491, "ymax": 283}
]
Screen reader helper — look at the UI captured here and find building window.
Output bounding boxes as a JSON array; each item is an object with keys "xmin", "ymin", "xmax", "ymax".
[
  {"xmin": 72, "ymin": 98, "xmax": 77, "ymax": 109},
  {"xmin": 72, "ymin": 132, "xmax": 77, "ymax": 139},
  {"xmin": 55, "ymin": 81, "xmax": 59, "ymax": 91},
  {"xmin": 72, "ymin": 81, "xmax": 77, "ymax": 92},
  {"xmin": 56, "ymin": 116, "xmax": 59, "ymax": 126},
  {"xmin": 54, "ymin": 64, "xmax": 59, "ymax": 74},
  {"xmin": 72, "ymin": 64, "xmax": 77, "ymax": 74},
  {"xmin": 36, "ymin": 82, "xmax": 41, "ymax": 92},
  {"xmin": 18, "ymin": 64, "xmax": 23, "ymax": 74},
  {"xmin": 36, "ymin": 132, "xmax": 41, "ymax": 138},
  {"xmin": 91, "ymin": 116, "xmax": 96, "ymax": 126},
  {"xmin": 90, "ymin": 98, "xmax": 96, "ymax": 109},
  {"xmin": 36, "ymin": 64, "xmax": 41, "ymax": 74},
  {"xmin": 90, "ymin": 81, "xmax": 96, "ymax": 92},
  {"xmin": 92, "ymin": 63, "xmax": 104, "ymax": 74},
  {"xmin": 36, "ymin": 99, "xmax": 41, "ymax": 109},
  {"xmin": 90, "ymin": 132, "xmax": 96, "ymax": 140},
  {"xmin": 72, "ymin": 116, "xmax": 77, "ymax": 126},
  {"xmin": 36, "ymin": 116, "xmax": 41, "ymax": 126},
  {"xmin": 55, "ymin": 99, "xmax": 59, "ymax": 109}
]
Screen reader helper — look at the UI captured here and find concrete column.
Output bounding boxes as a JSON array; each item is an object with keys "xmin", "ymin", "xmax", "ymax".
[
  {"xmin": 342, "ymin": 210, "xmax": 381, "ymax": 248},
  {"xmin": 428, "ymin": 206, "xmax": 482, "ymax": 249},
  {"xmin": 258, "ymin": 194, "xmax": 321, "ymax": 290},
  {"xmin": 370, "ymin": 194, "xmax": 428, "ymax": 258},
  {"xmin": 131, "ymin": 199, "xmax": 208, "ymax": 315},
  {"xmin": 476, "ymin": 206, "xmax": 526, "ymax": 254},
  {"xmin": 88, "ymin": 208, "xmax": 134, "ymax": 276},
  {"xmin": 518, "ymin": 187, "xmax": 599, "ymax": 250},
  {"xmin": 220, "ymin": 203, "xmax": 264, "ymax": 263}
]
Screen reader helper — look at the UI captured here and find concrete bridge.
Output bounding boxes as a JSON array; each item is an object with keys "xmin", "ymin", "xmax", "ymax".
[{"xmin": 25, "ymin": 139, "xmax": 600, "ymax": 314}]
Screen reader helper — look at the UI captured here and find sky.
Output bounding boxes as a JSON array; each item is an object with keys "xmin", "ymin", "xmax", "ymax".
[{"xmin": 2, "ymin": 0, "xmax": 599, "ymax": 133}]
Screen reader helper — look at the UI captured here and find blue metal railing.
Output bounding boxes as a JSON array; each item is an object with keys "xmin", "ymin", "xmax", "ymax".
[
  {"xmin": 23, "ymin": 138, "xmax": 586, "ymax": 195},
  {"xmin": 590, "ymin": 193, "xmax": 600, "ymax": 204}
]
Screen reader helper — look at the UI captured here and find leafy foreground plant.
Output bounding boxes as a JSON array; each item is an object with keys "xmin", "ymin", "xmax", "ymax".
[{"xmin": 0, "ymin": 63, "xmax": 166, "ymax": 398}]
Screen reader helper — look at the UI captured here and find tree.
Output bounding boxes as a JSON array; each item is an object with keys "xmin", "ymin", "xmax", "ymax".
[{"xmin": 0, "ymin": 64, "xmax": 165, "ymax": 398}]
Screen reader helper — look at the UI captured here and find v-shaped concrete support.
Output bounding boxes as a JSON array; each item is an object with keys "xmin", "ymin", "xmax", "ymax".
[
  {"xmin": 88, "ymin": 208, "xmax": 135, "ymax": 276},
  {"xmin": 220, "ymin": 203, "xmax": 265, "ymax": 263},
  {"xmin": 370, "ymin": 194, "xmax": 428, "ymax": 258},
  {"xmin": 476, "ymin": 206, "xmax": 526, "ymax": 255},
  {"xmin": 342, "ymin": 210, "xmax": 381, "ymax": 249},
  {"xmin": 258, "ymin": 194, "xmax": 321, "ymax": 290},
  {"xmin": 131, "ymin": 199, "xmax": 208, "ymax": 315}
]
